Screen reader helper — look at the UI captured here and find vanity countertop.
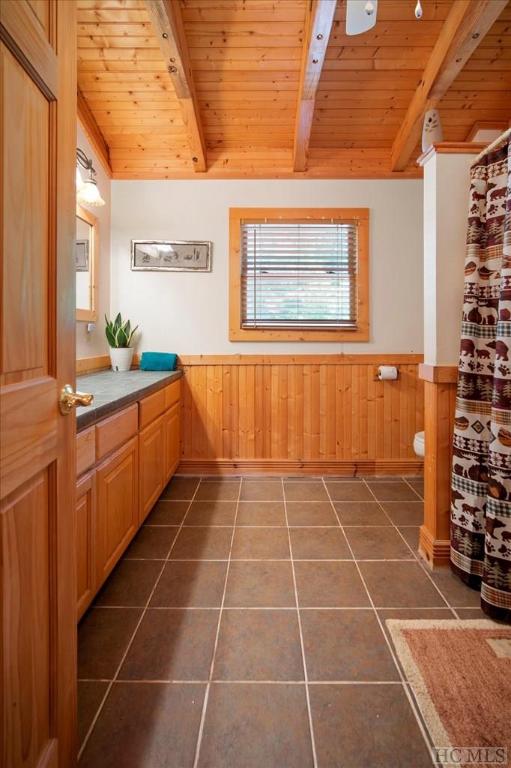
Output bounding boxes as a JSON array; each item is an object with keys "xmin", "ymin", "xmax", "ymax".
[{"xmin": 76, "ymin": 369, "xmax": 182, "ymax": 431}]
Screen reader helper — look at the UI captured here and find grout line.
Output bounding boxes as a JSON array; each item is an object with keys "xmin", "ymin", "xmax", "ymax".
[
  {"xmin": 123, "ymin": 556, "xmax": 419, "ymax": 563},
  {"xmin": 147, "ymin": 524, "xmax": 421, "ymax": 530},
  {"xmin": 323, "ymin": 477, "xmax": 436, "ymax": 766},
  {"xmin": 191, "ymin": 477, "xmax": 242, "ymax": 768},
  {"xmin": 79, "ymin": 474, "xmax": 463, "ymax": 766},
  {"xmin": 80, "ymin": 677, "xmax": 408, "ymax": 686},
  {"xmin": 78, "ymin": 478, "xmax": 202, "ymax": 760},
  {"xmin": 363, "ymin": 482, "xmax": 455, "ymax": 616},
  {"xmin": 402, "ymin": 475, "xmax": 424, "ymax": 501},
  {"xmin": 91, "ymin": 604, "xmax": 457, "ymax": 612},
  {"xmin": 282, "ymin": 477, "xmax": 319, "ymax": 768}
]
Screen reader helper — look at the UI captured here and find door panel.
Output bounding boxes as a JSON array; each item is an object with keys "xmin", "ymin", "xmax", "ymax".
[
  {"xmin": 96, "ymin": 437, "xmax": 138, "ymax": 587},
  {"xmin": 26, "ymin": 0, "xmax": 51, "ymax": 34},
  {"xmin": 0, "ymin": 1, "xmax": 77, "ymax": 766},
  {"xmin": 139, "ymin": 416, "xmax": 165, "ymax": 523},
  {"xmin": 2, "ymin": 473, "xmax": 52, "ymax": 768},
  {"xmin": 2, "ymin": 47, "xmax": 49, "ymax": 378},
  {"xmin": 76, "ymin": 472, "xmax": 96, "ymax": 621},
  {"xmin": 164, "ymin": 403, "xmax": 181, "ymax": 483}
]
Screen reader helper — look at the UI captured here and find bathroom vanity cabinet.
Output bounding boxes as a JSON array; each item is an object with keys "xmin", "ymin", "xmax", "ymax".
[{"xmin": 75, "ymin": 372, "xmax": 181, "ymax": 619}]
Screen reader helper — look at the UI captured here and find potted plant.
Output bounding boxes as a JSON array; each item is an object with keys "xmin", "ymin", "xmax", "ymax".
[{"xmin": 105, "ymin": 313, "xmax": 138, "ymax": 372}]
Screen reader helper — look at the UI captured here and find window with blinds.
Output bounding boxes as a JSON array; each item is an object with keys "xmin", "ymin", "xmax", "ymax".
[{"xmin": 240, "ymin": 220, "xmax": 358, "ymax": 330}]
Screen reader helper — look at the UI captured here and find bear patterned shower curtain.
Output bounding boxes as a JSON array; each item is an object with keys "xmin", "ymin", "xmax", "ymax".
[{"xmin": 451, "ymin": 129, "xmax": 511, "ymax": 623}]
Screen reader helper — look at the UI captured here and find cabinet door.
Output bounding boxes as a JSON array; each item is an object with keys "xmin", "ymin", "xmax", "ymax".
[
  {"xmin": 96, "ymin": 436, "xmax": 139, "ymax": 587},
  {"xmin": 139, "ymin": 415, "xmax": 165, "ymax": 523},
  {"xmin": 76, "ymin": 471, "xmax": 96, "ymax": 621},
  {"xmin": 164, "ymin": 402, "xmax": 181, "ymax": 483}
]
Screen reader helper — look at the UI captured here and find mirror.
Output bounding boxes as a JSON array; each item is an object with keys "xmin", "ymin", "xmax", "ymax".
[{"xmin": 75, "ymin": 204, "xmax": 98, "ymax": 322}]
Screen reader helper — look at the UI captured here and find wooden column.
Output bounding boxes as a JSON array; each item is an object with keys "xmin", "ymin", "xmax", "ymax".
[
  {"xmin": 418, "ymin": 143, "xmax": 483, "ymax": 567},
  {"xmin": 419, "ymin": 365, "xmax": 458, "ymax": 565}
]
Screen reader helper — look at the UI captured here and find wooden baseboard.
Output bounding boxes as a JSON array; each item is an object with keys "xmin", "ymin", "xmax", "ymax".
[
  {"xmin": 418, "ymin": 525, "xmax": 450, "ymax": 568},
  {"xmin": 177, "ymin": 458, "xmax": 424, "ymax": 476}
]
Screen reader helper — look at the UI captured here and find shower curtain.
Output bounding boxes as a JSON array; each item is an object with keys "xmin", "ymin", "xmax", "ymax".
[{"xmin": 451, "ymin": 130, "xmax": 511, "ymax": 623}]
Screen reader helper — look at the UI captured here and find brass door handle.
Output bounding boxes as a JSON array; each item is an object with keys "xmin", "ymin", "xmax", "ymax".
[{"xmin": 59, "ymin": 384, "xmax": 94, "ymax": 414}]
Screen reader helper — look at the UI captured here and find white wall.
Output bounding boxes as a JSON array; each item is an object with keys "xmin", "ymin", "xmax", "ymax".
[
  {"xmin": 110, "ymin": 179, "xmax": 424, "ymax": 354},
  {"xmin": 76, "ymin": 122, "xmax": 111, "ymax": 358},
  {"xmin": 423, "ymin": 152, "xmax": 471, "ymax": 365}
]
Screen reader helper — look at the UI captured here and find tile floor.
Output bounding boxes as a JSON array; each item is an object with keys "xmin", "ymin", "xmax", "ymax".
[{"xmin": 78, "ymin": 474, "xmax": 482, "ymax": 768}]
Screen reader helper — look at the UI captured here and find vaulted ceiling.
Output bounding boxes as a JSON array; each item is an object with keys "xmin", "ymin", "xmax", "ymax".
[{"xmin": 77, "ymin": 0, "xmax": 511, "ymax": 179}]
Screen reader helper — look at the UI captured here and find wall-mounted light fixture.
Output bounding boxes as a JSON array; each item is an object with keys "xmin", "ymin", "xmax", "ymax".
[{"xmin": 76, "ymin": 148, "xmax": 105, "ymax": 207}]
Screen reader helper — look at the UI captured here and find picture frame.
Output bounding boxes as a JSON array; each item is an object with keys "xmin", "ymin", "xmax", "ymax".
[
  {"xmin": 75, "ymin": 239, "xmax": 90, "ymax": 272},
  {"xmin": 131, "ymin": 240, "xmax": 212, "ymax": 272}
]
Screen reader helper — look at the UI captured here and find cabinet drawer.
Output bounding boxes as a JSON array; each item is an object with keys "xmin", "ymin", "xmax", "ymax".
[
  {"xmin": 165, "ymin": 378, "xmax": 181, "ymax": 410},
  {"xmin": 96, "ymin": 404, "xmax": 138, "ymax": 460},
  {"xmin": 77, "ymin": 427, "xmax": 95, "ymax": 476},
  {"xmin": 139, "ymin": 388, "xmax": 166, "ymax": 429}
]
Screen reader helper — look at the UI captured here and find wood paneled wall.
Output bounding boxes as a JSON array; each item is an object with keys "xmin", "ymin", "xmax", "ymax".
[{"xmin": 178, "ymin": 355, "xmax": 424, "ymax": 475}]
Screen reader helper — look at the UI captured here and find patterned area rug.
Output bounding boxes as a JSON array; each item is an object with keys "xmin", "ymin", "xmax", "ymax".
[{"xmin": 387, "ymin": 620, "xmax": 511, "ymax": 767}]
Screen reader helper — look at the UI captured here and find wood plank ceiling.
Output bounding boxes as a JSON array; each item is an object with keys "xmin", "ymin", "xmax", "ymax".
[{"xmin": 77, "ymin": 0, "xmax": 511, "ymax": 179}]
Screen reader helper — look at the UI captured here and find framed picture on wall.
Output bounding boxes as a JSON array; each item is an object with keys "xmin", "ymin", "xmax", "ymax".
[
  {"xmin": 75, "ymin": 239, "xmax": 90, "ymax": 272},
  {"xmin": 131, "ymin": 240, "xmax": 212, "ymax": 272}
]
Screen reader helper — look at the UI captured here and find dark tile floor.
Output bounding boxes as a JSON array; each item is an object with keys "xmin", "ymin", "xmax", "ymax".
[{"xmin": 78, "ymin": 474, "xmax": 481, "ymax": 768}]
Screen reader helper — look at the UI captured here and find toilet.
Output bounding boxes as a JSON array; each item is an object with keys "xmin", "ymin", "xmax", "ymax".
[{"xmin": 414, "ymin": 430, "xmax": 425, "ymax": 457}]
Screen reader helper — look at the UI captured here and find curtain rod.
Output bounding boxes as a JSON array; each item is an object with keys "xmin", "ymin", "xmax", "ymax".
[{"xmin": 472, "ymin": 126, "xmax": 511, "ymax": 166}]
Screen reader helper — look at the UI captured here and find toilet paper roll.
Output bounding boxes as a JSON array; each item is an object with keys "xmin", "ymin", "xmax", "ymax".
[{"xmin": 377, "ymin": 365, "xmax": 398, "ymax": 381}]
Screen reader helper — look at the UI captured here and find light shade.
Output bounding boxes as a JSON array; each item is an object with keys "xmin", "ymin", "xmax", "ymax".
[{"xmin": 77, "ymin": 178, "xmax": 105, "ymax": 207}]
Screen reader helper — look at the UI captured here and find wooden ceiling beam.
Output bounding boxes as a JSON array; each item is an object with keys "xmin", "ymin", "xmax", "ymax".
[
  {"xmin": 144, "ymin": 0, "xmax": 207, "ymax": 172},
  {"xmin": 77, "ymin": 89, "xmax": 112, "ymax": 177},
  {"xmin": 391, "ymin": 0, "xmax": 508, "ymax": 172},
  {"xmin": 293, "ymin": 0, "xmax": 337, "ymax": 172}
]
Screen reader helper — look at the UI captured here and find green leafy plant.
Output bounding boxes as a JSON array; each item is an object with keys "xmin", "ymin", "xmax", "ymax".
[{"xmin": 105, "ymin": 313, "xmax": 138, "ymax": 348}]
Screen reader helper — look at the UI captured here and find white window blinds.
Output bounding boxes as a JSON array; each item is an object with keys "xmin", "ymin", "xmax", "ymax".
[{"xmin": 241, "ymin": 221, "xmax": 358, "ymax": 330}]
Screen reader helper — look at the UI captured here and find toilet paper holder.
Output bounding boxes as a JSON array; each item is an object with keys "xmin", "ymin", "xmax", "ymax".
[{"xmin": 374, "ymin": 365, "xmax": 399, "ymax": 381}]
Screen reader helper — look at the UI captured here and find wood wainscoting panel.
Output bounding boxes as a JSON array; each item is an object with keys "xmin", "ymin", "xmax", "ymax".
[
  {"xmin": 76, "ymin": 354, "xmax": 110, "ymax": 374},
  {"xmin": 178, "ymin": 355, "xmax": 424, "ymax": 475}
]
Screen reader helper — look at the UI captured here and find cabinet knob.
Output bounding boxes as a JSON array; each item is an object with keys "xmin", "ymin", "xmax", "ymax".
[{"xmin": 59, "ymin": 384, "xmax": 94, "ymax": 415}]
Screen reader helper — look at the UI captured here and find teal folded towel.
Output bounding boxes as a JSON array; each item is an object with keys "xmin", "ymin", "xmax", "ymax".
[{"xmin": 140, "ymin": 352, "xmax": 177, "ymax": 371}]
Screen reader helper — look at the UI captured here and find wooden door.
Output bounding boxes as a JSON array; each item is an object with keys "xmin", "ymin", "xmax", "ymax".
[
  {"xmin": 76, "ymin": 472, "xmax": 96, "ymax": 621},
  {"xmin": 139, "ymin": 415, "xmax": 165, "ymax": 522},
  {"xmin": 164, "ymin": 403, "xmax": 181, "ymax": 483},
  {"xmin": 0, "ymin": 2, "xmax": 77, "ymax": 766},
  {"xmin": 96, "ymin": 437, "xmax": 139, "ymax": 588}
]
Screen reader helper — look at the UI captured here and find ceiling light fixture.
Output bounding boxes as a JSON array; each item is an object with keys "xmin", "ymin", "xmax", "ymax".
[
  {"xmin": 76, "ymin": 148, "xmax": 105, "ymax": 207},
  {"xmin": 415, "ymin": 0, "xmax": 423, "ymax": 19},
  {"xmin": 364, "ymin": 1, "xmax": 375, "ymax": 15}
]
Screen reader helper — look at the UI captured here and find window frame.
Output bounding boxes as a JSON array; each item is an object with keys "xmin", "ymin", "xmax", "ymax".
[{"xmin": 229, "ymin": 207, "xmax": 370, "ymax": 342}]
